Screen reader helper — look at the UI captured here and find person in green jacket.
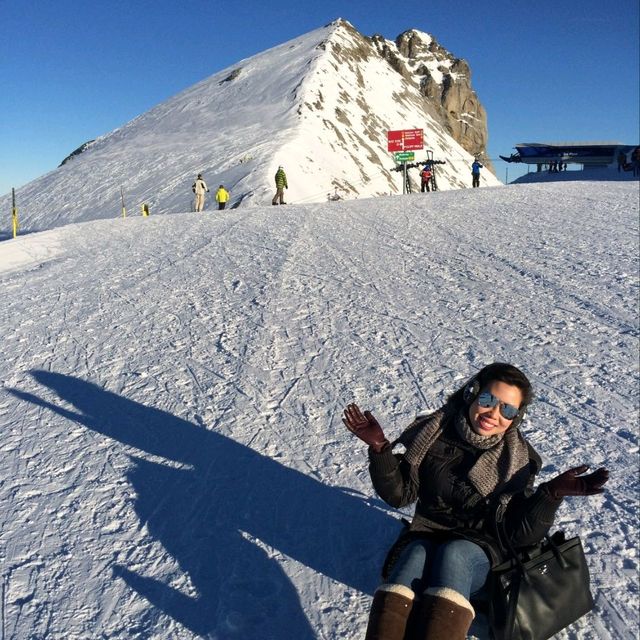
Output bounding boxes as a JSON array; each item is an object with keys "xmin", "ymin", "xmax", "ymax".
[
  {"xmin": 272, "ymin": 166, "xmax": 288, "ymax": 205},
  {"xmin": 215, "ymin": 185, "xmax": 230, "ymax": 210}
]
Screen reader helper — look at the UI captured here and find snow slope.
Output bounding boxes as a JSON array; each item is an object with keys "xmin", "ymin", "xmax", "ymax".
[
  {"xmin": 0, "ymin": 19, "xmax": 500, "ymax": 235},
  {"xmin": 0, "ymin": 181, "xmax": 638, "ymax": 639}
]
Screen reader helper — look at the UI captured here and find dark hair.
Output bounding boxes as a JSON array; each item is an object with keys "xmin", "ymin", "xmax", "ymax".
[{"xmin": 448, "ymin": 362, "xmax": 534, "ymax": 409}]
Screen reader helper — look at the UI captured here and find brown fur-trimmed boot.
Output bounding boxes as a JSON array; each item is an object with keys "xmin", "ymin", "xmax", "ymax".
[
  {"xmin": 364, "ymin": 583, "xmax": 416, "ymax": 640},
  {"xmin": 411, "ymin": 587, "xmax": 475, "ymax": 640}
]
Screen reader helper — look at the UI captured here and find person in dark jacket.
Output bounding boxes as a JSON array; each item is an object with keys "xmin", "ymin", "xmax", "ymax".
[
  {"xmin": 632, "ymin": 146, "xmax": 640, "ymax": 177},
  {"xmin": 471, "ymin": 160, "xmax": 483, "ymax": 187},
  {"xmin": 343, "ymin": 362, "xmax": 609, "ymax": 640},
  {"xmin": 617, "ymin": 150, "xmax": 627, "ymax": 173}
]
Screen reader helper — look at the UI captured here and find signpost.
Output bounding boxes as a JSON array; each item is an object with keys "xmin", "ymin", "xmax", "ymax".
[
  {"xmin": 387, "ymin": 129, "xmax": 423, "ymax": 152},
  {"xmin": 388, "ymin": 129, "xmax": 424, "ymax": 193},
  {"xmin": 394, "ymin": 151, "xmax": 415, "ymax": 162}
]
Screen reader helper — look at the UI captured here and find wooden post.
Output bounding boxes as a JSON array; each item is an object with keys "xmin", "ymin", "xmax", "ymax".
[{"xmin": 120, "ymin": 187, "xmax": 126, "ymax": 218}]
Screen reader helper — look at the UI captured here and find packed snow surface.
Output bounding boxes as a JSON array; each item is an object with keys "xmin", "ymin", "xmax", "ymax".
[{"xmin": 0, "ymin": 181, "xmax": 638, "ymax": 639}]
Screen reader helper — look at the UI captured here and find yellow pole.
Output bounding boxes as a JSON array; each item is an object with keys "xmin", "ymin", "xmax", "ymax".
[
  {"xmin": 11, "ymin": 188, "xmax": 18, "ymax": 238},
  {"xmin": 141, "ymin": 203, "xmax": 150, "ymax": 217}
]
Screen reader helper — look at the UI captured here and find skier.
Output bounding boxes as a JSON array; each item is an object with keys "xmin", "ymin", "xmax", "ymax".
[
  {"xmin": 272, "ymin": 166, "xmax": 288, "ymax": 205},
  {"xmin": 471, "ymin": 159, "xmax": 483, "ymax": 188},
  {"xmin": 192, "ymin": 174, "xmax": 209, "ymax": 212},
  {"xmin": 420, "ymin": 164, "xmax": 432, "ymax": 193},
  {"xmin": 215, "ymin": 185, "xmax": 230, "ymax": 210},
  {"xmin": 343, "ymin": 362, "xmax": 609, "ymax": 640}
]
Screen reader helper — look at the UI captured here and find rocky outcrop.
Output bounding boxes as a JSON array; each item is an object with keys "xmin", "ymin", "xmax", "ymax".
[
  {"xmin": 370, "ymin": 29, "xmax": 492, "ymax": 169},
  {"xmin": 59, "ymin": 140, "xmax": 95, "ymax": 167}
]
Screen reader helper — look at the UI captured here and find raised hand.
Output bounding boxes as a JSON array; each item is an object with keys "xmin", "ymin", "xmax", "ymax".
[
  {"xmin": 342, "ymin": 403, "xmax": 389, "ymax": 452},
  {"xmin": 545, "ymin": 465, "xmax": 610, "ymax": 499}
]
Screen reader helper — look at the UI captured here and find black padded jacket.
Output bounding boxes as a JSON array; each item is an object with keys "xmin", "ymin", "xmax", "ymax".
[{"xmin": 368, "ymin": 418, "xmax": 562, "ymax": 575}]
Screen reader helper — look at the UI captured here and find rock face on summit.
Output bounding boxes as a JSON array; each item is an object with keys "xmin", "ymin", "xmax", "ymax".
[
  {"xmin": 4, "ymin": 18, "xmax": 500, "ymax": 232},
  {"xmin": 371, "ymin": 29, "xmax": 490, "ymax": 165}
]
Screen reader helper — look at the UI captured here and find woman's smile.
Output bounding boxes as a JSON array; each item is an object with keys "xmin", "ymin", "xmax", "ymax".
[{"xmin": 476, "ymin": 414, "xmax": 499, "ymax": 432}]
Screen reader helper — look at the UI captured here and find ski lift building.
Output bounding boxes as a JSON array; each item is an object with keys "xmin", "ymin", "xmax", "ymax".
[{"xmin": 500, "ymin": 141, "xmax": 636, "ymax": 168}]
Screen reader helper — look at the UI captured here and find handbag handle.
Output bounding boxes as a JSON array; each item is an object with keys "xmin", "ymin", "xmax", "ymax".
[
  {"xmin": 496, "ymin": 516, "xmax": 568, "ymax": 578},
  {"xmin": 544, "ymin": 531, "xmax": 569, "ymax": 569}
]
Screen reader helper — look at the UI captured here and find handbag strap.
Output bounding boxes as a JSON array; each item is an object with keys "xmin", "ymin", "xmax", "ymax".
[
  {"xmin": 495, "ymin": 516, "xmax": 527, "ymax": 638},
  {"xmin": 503, "ymin": 567, "xmax": 522, "ymax": 637},
  {"xmin": 496, "ymin": 515, "xmax": 532, "ymax": 580}
]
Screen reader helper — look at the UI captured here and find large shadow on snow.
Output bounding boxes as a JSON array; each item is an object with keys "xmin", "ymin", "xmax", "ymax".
[{"xmin": 12, "ymin": 371, "xmax": 400, "ymax": 639}]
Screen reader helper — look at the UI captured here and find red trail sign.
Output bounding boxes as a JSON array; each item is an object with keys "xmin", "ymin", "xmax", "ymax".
[{"xmin": 387, "ymin": 129, "xmax": 424, "ymax": 152}]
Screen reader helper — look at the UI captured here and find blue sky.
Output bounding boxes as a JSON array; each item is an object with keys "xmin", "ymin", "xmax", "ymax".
[{"xmin": 1, "ymin": 0, "xmax": 638, "ymax": 194}]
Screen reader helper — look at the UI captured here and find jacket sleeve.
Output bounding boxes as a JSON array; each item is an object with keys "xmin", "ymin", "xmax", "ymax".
[
  {"xmin": 368, "ymin": 446, "xmax": 419, "ymax": 509},
  {"xmin": 502, "ymin": 481, "xmax": 563, "ymax": 548}
]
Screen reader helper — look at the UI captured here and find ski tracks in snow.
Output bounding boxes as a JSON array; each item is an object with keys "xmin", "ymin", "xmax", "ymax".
[{"xmin": 0, "ymin": 183, "xmax": 638, "ymax": 638}]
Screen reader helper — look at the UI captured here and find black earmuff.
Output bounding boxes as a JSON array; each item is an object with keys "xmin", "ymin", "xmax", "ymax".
[
  {"xmin": 510, "ymin": 407, "xmax": 526, "ymax": 429},
  {"xmin": 463, "ymin": 376, "xmax": 480, "ymax": 405}
]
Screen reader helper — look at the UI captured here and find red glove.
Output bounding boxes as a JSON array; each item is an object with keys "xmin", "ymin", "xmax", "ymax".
[
  {"xmin": 544, "ymin": 465, "xmax": 610, "ymax": 499},
  {"xmin": 342, "ymin": 404, "xmax": 389, "ymax": 453}
]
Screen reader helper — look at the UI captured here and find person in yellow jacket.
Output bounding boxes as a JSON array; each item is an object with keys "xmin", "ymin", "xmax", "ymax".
[{"xmin": 215, "ymin": 185, "xmax": 230, "ymax": 210}]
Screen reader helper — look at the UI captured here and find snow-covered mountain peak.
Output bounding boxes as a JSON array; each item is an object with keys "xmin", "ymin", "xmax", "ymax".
[{"xmin": 2, "ymin": 19, "xmax": 499, "ymax": 234}]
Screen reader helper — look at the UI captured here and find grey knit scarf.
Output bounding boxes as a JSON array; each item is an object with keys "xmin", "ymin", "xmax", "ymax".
[{"xmin": 393, "ymin": 405, "xmax": 530, "ymax": 498}]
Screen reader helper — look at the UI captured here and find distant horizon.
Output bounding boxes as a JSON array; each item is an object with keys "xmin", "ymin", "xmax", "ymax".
[{"xmin": 2, "ymin": 1, "xmax": 638, "ymax": 194}]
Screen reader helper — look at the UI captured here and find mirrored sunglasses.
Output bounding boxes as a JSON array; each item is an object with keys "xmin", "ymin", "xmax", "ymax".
[{"xmin": 477, "ymin": 391, "xmax": 520, "ymax": 421}]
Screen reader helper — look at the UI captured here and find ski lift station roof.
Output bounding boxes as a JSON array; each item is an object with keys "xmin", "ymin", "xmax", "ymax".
[{"xmin": 501, "ymin": 141, "xmax": 636, "ymax": 165}]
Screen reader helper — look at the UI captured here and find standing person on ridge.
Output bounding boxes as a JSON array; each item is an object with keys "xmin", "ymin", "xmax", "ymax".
[
  {"xmin": 342, "ymin": 362, "xmax": 609, "ymax": 640},
  {"xmin": 420, "ymin": 164, "xmax": 432, "ymax": 193},
  {"xmin": 272, "ymin": 166, "xmax": 288, "ymax": 205},
  {"xmin": 471, "ymin": 159, "xmax": 483, "ymax": 188},
  {"xmin": 215, "ymin": 185, "xmax": 230, "ymax": 210},
  {"xmin": 192, "ymin": 173, "xmax": 209, "ymax": 212}
]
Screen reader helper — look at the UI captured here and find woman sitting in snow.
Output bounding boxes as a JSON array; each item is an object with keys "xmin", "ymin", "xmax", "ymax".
[{"xmin": 343, "ymin": 362, "xmax": 609, "ymax": 640}]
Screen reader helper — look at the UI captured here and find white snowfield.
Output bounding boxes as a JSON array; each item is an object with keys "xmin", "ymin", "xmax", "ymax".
[{"xmin": 0, "ymin": 181, "xmax": 638, "ymax": 639}]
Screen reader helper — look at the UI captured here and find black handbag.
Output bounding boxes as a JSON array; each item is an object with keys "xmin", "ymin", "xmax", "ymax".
[{"xmin": 489, "ymin": 529, "xmax": 594, "ymax": 640}]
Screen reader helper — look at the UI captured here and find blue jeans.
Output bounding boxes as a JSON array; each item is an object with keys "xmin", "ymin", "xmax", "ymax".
[{"xmin": 387, "ymin": 538, "xmax": 490, "ymax": 600}]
